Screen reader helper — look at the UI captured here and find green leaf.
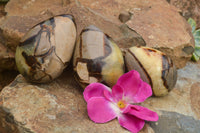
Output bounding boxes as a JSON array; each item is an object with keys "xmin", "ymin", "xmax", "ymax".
[
  {"xmin": 191, "ymin": 52, "xmax": 199, "ymax": 61},
  {"xmin": 188, "ymin": 18, "xmax": 196, "ymax": 33},
  {"xmin": 194, "ymin": 47, "xmax": 200, "ymax": 56},
  {"xmin": 194, "ymin": 29, "xmax": 200, "ymax": 37},
  {"xmin": 195, "ymin": 36, "xmax": 200, "ymax": 47}
]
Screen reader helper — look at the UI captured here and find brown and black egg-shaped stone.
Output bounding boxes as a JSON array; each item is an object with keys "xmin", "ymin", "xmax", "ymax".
[
  {"xmin": 73, "ymin": 25, "xmax": 124, "ymax": 88},
  {"xmin": 15, "ymin": 15, "xmax": 76, "ymax": 83},
  {"xmin": 125, "ymin": 46, "xmax": 177, "ymax": 96}
]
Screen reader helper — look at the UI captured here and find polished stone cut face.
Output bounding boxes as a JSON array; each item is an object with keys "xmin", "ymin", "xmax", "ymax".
[
  {"xmin": 81, "ymin": 31, "xmax": 105, "ymax": 59},
  {"xmin": 15, "ymin": 15, "xmax": 77, "ymax": 83},
  {"xmin": 125, "ymin": 46, "xmax": 177, "ymax": 97},
  {"xmin": 73, "ymin": 25, "xmax": 124, "ymax": 88}
]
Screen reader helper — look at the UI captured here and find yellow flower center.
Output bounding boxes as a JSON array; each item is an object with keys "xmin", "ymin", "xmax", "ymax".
[{"xmin": 117, "ymin": 100, "xmax": 126, "ymax": 109}]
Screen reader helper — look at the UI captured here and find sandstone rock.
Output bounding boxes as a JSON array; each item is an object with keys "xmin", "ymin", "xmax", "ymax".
[
  {"xmin": 0, "ymin": 0, "xmax": 194, "ymax": 69},
  {"xmin": 177, "ymin": 61, "xmax": 200, "ymax": 119},
  {"xmin": 0, "ymin": 42, "xmax": 18, "ymax": 90},
  {"xmin": 0, "ymin": 4, "xmax": 15, "ymax": 70},
  {"xmin": 0, "ymin": 0, "xmax": 198, "ymax": 130},
  {"xmin": 0, "ymin": 61, "xmax": 200, "ymax": 132},
  {"xmin": 0, "ymin": 42, "xmax": 15, "ymax": 70},
  {"xmin": 140, "ymin": 61, "xmax": 200, "ymax": 132},
  {"xmin": 0, "ymin": 0, "xmax": 144, "ymax": 51},
  {"xmin": 0, "ymin": 3, "xmax": 6, "ymax": 16},
  {"xmin": 119, "ymin": 11, "xmax": 132, "ymax": 23},
  {"xmin": 0, "ymin": 66, "xmax": 133, "ymax": 133},
  {"xmin": 149, "ymin": 111, "xmax": 200, "ymax": 133},
  {"xmin": 75, "ymin": 0, "xmax": 194, "ymax": 68},
  {"xmin": 0, "ymin": 70, "xmax": 18, "ymax": 91},
  {"xmin": 0, "ymin": 3, "xmax": 17, "ymax": 79},
  {"xmin": 0, "ymin": 21, "xmax": 18, "ymax": 90},
  {"xmin": 168, "ymin": 0, "xmax": 200, "ymax": 29},
  {"xmin": 190, "ymin": 82, "xmax": 200, "ymax": 119},
  {"xmin": 141, "ymin": 61, "xmax": 200, "ymax": 119},
  {"xmin": 125, "ymin": 0, "xmax": 194, "ymax": 68},
  {"xmin": 0, "ymin": 1, "xmax": 199, "ymax": 132}
]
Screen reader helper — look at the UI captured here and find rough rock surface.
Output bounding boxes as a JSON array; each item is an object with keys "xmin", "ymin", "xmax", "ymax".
[
  {"xmin": 0, "ymin": 41, "xmax": 18, "ymax": 91},
  {"xmin": 142, "ymin": 61, "xmax": 200, "ymax": 119},
  {"xmin": 125, "ymin": 0, "xmax": 194, "ymax": 68},
  {"xmin": 0, "ymin": 70, "xmax": 18, "ymax": 91},
  {"xmin": 0, "ymin": 61, "xmax": 200, "ymax": 133},
  {"xmin": 0, "ymin": 66, "xmax": 151, "ymax": 133},
  {"xmin": 168, "ymin": 0, "xmax": 200, "ymax": 29},
  {"xmin": 0, "ymin": 0, "xmax": 145, "ymax": 51},
  {"xmin": 0, "ymin": 0, "xmax": 194, "ymax": 69},
  {"xmin": 76, "ymin": 0, "xmax": 195, "ymax": 68},
  {"xmin": 149, "ymin": 111, "xmax": 200, "ymax": 133},
  {"xmin": 0, "ymin": 42, "xmax": 15, "ymax": 71},
  {"xmin": 0, "ymin": 3, "xmax": 18, "ymax": 90}
]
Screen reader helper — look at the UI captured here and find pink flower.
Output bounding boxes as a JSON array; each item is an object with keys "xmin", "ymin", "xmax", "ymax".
[{"xmin": 83, "ymin": 70, "xmax": 159, "ymax": 133}]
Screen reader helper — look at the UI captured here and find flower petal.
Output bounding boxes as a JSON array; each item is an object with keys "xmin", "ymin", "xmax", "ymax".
[
  {"xmin": 87, "ymin": 97, "xmax": 118, "ymax": 123},
  {"xmin": 84, "ymin": 83, "xmax": 111, "ymax": 102},
  {"xmin": 116, "ymin": 70, "xmax": 152, "ymax": 103},
  {"xmin": 131, "ymin": 81, "xmax": 152, "ymax": 103},
  {"xmin": 112, "ymin": 84, "xmax": 124, "ymax": 102},
  {"xmin": 123, "ymin": 104, "xmax": 159, "ymax": 122},
  {"xmin": 118, "ymin": 113, "xmax": 145, "ymax": 133},
  {"xmin": 103, "ymin": 89, "xmax": 114, "ymax": 102}
]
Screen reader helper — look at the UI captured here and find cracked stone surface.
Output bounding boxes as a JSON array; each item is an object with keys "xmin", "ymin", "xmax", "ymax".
[
  {"xmin": 0, "ymin": 61, "xmax": 200, "ymax": 133},
  {"xmin": 0, "ymin": 0, "xmax": 199, "ymax": 132},
  {"xmin": 0, "ymin": 0, "xmax": 194, "ymax": 69},
  {"xmin": 0, "ymin": 0, "xmax": 145, "ymax": 51},
  {"xmin": 168, "ymin": 0, "xmax": 200, "ymax": 29},
  {"xmin": 149, "ymin": 111, "xmax": 200, "ymax": 133}
]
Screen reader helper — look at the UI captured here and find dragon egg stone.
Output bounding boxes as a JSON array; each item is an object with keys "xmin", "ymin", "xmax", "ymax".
[
  {"xmin": 15, "ymin": 15, "xmax": 76, "ymax": 83},
  {"xmin": 125, "ymin": 46, "xmax": 177, "ymax": 96},
  {"xmin": 73, "ymin": 25, "xmax": 124, "ymax": 88}
]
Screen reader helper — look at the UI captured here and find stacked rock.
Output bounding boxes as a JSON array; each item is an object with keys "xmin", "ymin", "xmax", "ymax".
[{"xmin": 15, "ymin": 15, "xmax": 177, "ymax": 96}]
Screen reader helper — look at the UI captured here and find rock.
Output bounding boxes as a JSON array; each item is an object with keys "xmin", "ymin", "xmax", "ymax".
[
  {"xmin": 75, "ymin": 0, "xmax": 194, "ymax": 68},
  {"xmin": 0, "ymin": 3, "xmax": 6, "ymax": 16},
  {"xmin": 0, "ymin": 0, "xmax": 199, "ymax": 132},
  {"xmin": 176, "ymin": 61, "xmax": 200, "ymax": 119},
  {"xmin": 0, "ymin": 42, "xmax": 17, "ymax": 91},
  {"xmin": 0, "ymin": 0, "xmax": 144, "ymax": 51},
  {"xmin": 0, "ymin": 0, "xmax": 194, "ymax": 69},
  {"xmin": 0, "ymin": 70, "xmax": 18, "ymax": 91},
  {"xmin": 0, "ymin": 3, "xmax": 18, "ymax": 90},
  {"xmin": 0, "ymin": 4, "xmax": 18, "ymax": 91},
  {"xmin": 149, "ymin": 111, "xmax": 200, "ymax": 133},
  {"xmin": 139, "ymin": 124, "xmax": 154, "ymax": 133},
  {"xmin": 141, "ymin": 61, "xmax": 200, "ymax": 118},
  {"xmin": 1, "ymin": 61, "xmax": 200, "ymax": 132},
  {"xmin": 125, "ymin": 0, "xmax": 194, "ymax": 68},
  {"xmin": 168, "ymin": 0, "xmax": 200, "ymax": 29},
  {"xmin": 0, "ymin": 66, "xmax": 131, "ymax": 133},
  {"xmin": 119, "ymin": 11, "xmax": 132, "ymax": 23},
  {"xmin": 62, "ymin": 0, "xmax": 71, "ymax": 6},
  {"xmin": 141, "ymin": 61, "xmax": 200, "ymax": 132},
  {"xmin": 0, "ymin": 42, "xmax": 15, "ymax": 70},
  {"xmin": 190, "ymin": 82, "xmax": 200, "ymax": 119},
  {"xmin": 0, "ymin": 4, "xmax": 15, "ymax": 71}
]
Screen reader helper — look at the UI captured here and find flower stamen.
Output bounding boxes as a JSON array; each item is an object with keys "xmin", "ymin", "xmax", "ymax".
[{"xmin": 117, "ymin": 100, "xmax": 126, "ymax": 109}]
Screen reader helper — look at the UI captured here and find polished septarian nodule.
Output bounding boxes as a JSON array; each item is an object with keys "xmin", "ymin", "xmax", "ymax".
[
  {"xmin": 15, "ymin": 15, "xmax": 77, "ymax": 83},
  {"xmin": 125, "ymin": 46, "xmax": 177, "ymax": 97},
  {"xmin": 73, "ymin": 25, "xmax": 125, "ymax": 88}
]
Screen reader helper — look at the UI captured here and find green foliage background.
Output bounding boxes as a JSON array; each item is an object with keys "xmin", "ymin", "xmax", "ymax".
[{"xmin": 188, "ymin": 18, "xmax": 200, "ymax": 61}]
